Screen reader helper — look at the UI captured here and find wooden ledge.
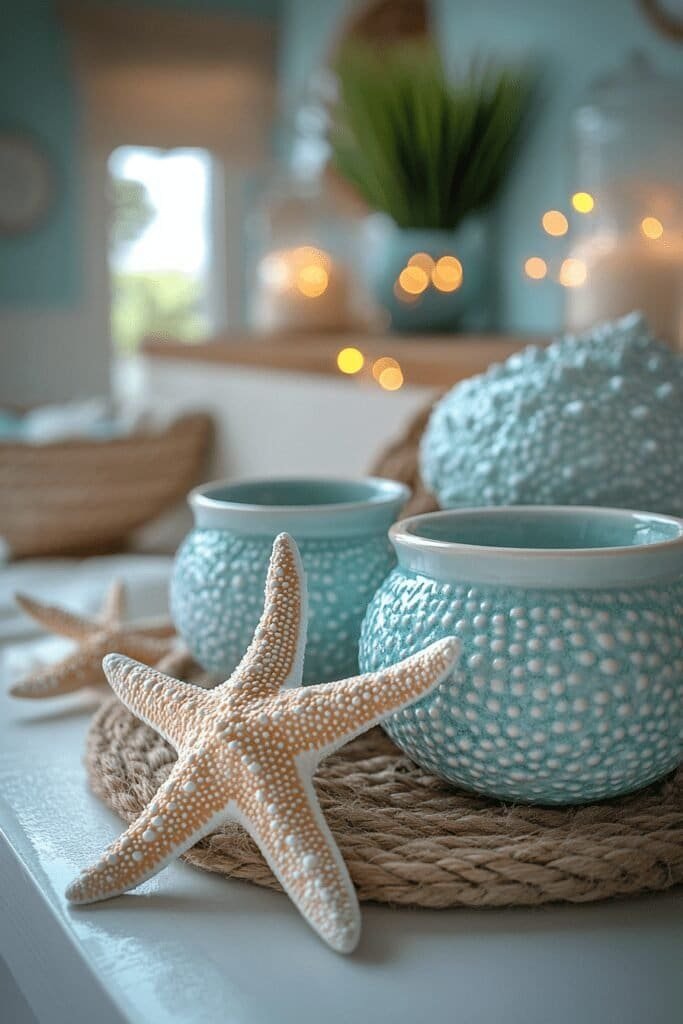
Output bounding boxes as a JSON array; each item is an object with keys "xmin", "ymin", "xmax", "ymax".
[{"xmin": 142, "ymin": 332, "xmax": 543, "ymax": 389}]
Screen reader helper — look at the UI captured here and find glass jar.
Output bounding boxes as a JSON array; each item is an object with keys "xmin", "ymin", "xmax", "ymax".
[
  {"xmin": 564, "ymin": 54, "xmax": 683, "ymax": 350},
  {"xmin": 247, "ymin": 70, "xmax": 373, "ymax": 335},
  {"xmin": 247, "ymin": 175, "xmax": 372, "ymax": 334}
]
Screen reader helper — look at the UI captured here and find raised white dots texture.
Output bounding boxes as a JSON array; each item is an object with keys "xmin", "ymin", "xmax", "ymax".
[{"xmin": 360, "ymin": 556, "xmax": 683, "ymax": 805}]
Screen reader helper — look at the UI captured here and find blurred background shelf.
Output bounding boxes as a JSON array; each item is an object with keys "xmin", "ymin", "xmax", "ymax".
[
  {"xmin": 142, "ymin": 332, "xmax": 541, "ymax": 389},
  {"xmin": 135, "ymin": 332, "xmax": 538, "ymax": 506}
]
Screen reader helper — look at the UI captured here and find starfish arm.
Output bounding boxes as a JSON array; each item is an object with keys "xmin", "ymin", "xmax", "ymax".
[
  {"xmin": 8, "ymin": 638, "xmax": 174, "ymax": 701},
  {"xmin": 100, "ymin": 580, "xmax": 126, "ymax": 626},
  {"xmin": 223, "ymin": 533, "xmax": 307, "ymax": 699},
  {"xmin": 103, "ymin": 654, "xmax": 213, "ymax": 750},
  {"xmin": 235, "ymin": 762, "xmax": 360, "ymax": 954},
  {"xmin": 9, "ymin": 646, "xmax": 105, "ymax": 699},
  {"xmin": 66, "ymin": 754, "xmax": 233, "ymax": 905},
  {"xmin": 133, "ymin": 618, "xmax": 177, "ymax": 639},
  {"xmin": 282, "ymin": 637, "xmax": 459, "ymax": 756},
  {"xmin": 114, "ymin": 634, "xmax": 177, "ymax": 666},
  {"xmin": 15, "ymin": 592, "xmax": 95, "ymax": 640}
]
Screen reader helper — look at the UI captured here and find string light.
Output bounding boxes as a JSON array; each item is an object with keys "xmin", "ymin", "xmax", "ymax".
[
  {"xmin": 407, "ymin": 252, "xmax": 435, "ymax": 272},
  {"xmin": 571, "ymin": 192, "xmax": 595, "ymax": 214},
  {"xmin": 260, "ymin": 246, "xmax": 333, "ymax": 298},
  {"xmin": 431, "ymin": 256, "xmax": 463, "ymax": 292},
  {"xmin": 393, "ymin": 280, "xmax": 419, "ymax": 304},
  {"xmin": 370, "ymin": 357, "xmax": 404, "ymax": 391},
  {"xmin": 559, "ymin": 258, "xmax": 587, "ymax": 288},
  {"xmin": 292, "ymin": 245, "xmax": 331, "ymax": 269},
  {"xmin": 542, "ymin": 210, "xmax": 569, "ymax": 237},
  {"xmin": 395, "ymin": 253, "xmax": 464, "ymax": 298},
  {"xmin": 296, "ymin": 264, "xmax": 328, "ymax": 298},
  {"xmin": 398, "ymin": 265, "xmax": 429, "ymax": 295},
  {"xmin": 524, "ymin": 256, "xmax": 547, "ymax": 280},
  {"xmin": 372, "ymin": 356, "xmax": 400, "ymax": 381},
  {"xmin": 378, "ymin": 365, "xmax": 404, "ymax": 391},
  {"xmin": 641, "ymin": 216, "xmax": 663, "ymax": 240},
  {"xmin": 336, "ymin": 347, "xmax": 364, "ymax": 374}
]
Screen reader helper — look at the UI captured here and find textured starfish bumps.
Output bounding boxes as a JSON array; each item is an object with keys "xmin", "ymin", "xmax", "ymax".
[
  {"xmin": 11, "ymin": 581, "xmax": 176, "ymax": 699},
  {"xmin": 66, "ymin": 534, "xmax": 459, "ymax": 953}
]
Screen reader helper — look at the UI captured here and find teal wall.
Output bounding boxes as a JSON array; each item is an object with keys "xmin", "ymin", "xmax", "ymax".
[
  {"xmin": 2, "ymin": 0, "xmax": 680, "ymax": 330},
  {"xmin": 0, "ymin": 1, "xmax": 81, "ymax": 307},
  {"xmin": 432, "ymin": 0, "xmax": 683, "ymax": 332},
  {"xmin": 0, "ymin": 0, "xmax": 280, "ymax": 311},
  {"xmin": 280, "ymin": 0, "xmax": 683, "ymax": 333}
]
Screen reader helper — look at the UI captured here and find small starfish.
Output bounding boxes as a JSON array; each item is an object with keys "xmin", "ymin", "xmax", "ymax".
[
  {"xmin": 66, "ymin": 534, "xmax": 458, "ymax": 953},
  {"xmin": 11, "ymin": 581, "xmax": 176, "ymax": 699}
]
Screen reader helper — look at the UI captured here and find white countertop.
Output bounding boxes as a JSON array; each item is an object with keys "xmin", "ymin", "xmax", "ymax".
[{"xmin": 1, "ymin": 557, "xmax": 682, "ymax": 1024}]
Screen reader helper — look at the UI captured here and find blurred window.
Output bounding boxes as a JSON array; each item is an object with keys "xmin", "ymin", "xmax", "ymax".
[{"xmin": 108, "ymin": 146, "xmax": 222, "ymax": 352}]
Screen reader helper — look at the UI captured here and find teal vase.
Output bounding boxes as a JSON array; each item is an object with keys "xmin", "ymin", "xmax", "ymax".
[
  {"xmin": 171, "ymin": 477, "xmax": 409, "ymax": 684},
  {"xmin": 363, "ymin": 214, "xmax": 490, "ymax": 333}
]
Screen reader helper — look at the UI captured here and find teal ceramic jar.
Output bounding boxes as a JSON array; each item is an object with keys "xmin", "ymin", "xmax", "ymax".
[
  {"xmin": 359, "ymin": 506, "xmax": 683, "ymax": 804},
  {"xmin": 171, "ymin": 477, "xmax": 409, "ymax": 684}
]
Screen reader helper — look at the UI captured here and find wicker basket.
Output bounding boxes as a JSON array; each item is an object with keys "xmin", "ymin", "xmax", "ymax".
[{"xmin": 0, "ymin": 413, "xmax": 212, "ymax": 558}]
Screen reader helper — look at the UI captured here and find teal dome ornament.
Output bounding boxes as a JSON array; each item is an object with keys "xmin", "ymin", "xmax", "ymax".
[{"xmin": 420, "ymin": 313, "xmax": 682, "ymax": 514}]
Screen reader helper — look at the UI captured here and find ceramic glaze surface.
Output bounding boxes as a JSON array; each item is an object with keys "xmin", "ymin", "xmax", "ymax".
[
  {"xmin": 420, "ymin": 313, "xmax": 683, "ymax": 514},
  {"xmin": 365, "ymin": 216, "xmax": 488, "ymax": 333},
  {"xmin": 171, "ymin": 478, "xmax": 408, "ymax": 684},
  {"xmin": 359, "ymin": 508, "xmax": 683, "ymax": 804}
]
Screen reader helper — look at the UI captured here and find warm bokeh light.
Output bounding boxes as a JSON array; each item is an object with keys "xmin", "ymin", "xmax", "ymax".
[
  {"xmin": 398, "ymin": 265, "xmax": 429, "ymax": 295},
  {"xmin": 431, "ymin": 255, "xmax": 463, "ymax": 292},
  {"xmin": 292, "ymin": 245, "xmax": 331, "ymax": 269},
  {"xmin": 542, "ymin": 210, "xmax": 569, "ymax": 237},
  {"xmin": 641, "ymin": 216, "xmax": 664, "ymax": 240},
  {"xmin": 336, "ymin": 347, "xmax": 364, "ymax": 374},
  {"xmin": 378, "ymin": 365, "xmax": 404, "ymax": 391},
  {"xmin": 260, "ymin": 245, "xmax": 333, "ymax": 297},
  {"xmin": 296, "ymin": 263, "xmax": 328, "ymax": 298},
  {"xmin": 393, "ymin": 280, "xmax": 419, "ymax": 304},
  {"xmin": 407, "ymin": 252, "xmax": 435, "ymax": 272},
  {"xmin": 571, "ymin": 192, "xmax": 595, "ymax": 214},
  {"xmin": 559, "ymin": 258, "xmax": 587, "ymax": 287},
  {"xmin": 524, "ymin": 256, "xmax": 547, "ymax": 280},
  {"xmin": 372, "ymin": 356, "xmax": 400, "ymax": 381}
]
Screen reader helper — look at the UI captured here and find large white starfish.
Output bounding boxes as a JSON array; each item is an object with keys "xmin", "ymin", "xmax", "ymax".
[
  {"xmin": 11, "ymin": 582, "xmax": 176, "ymax": 699},
  {"xmin": 66, "ymin": 534, "xmax": 458, "ymax": 953}
]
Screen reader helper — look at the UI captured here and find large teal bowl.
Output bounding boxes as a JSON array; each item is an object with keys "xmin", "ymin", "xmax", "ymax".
[
  {"xmin": 359, "ymin": 506, "xmax": 683, "ymax": 804},
  {"xmin": 171, "ymin": 476, "xmax": 409, "ymax": 683}
]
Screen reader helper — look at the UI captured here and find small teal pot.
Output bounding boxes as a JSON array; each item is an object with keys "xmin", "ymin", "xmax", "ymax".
[
  {"xmin": 359, "ymin": 506, "xmax": 683, "ymax": 805},
  {"xmin": 171, "ymin": 476, "xmax": 409, "ymax": 684},
  {"xmin": 363, "ymin": 215, "xmax": 490, "ymax": 333}
]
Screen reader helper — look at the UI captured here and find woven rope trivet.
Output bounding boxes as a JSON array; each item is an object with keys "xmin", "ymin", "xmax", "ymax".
[{"xmin": 86, "ymin": 693, "xmax": 683, "ymax": 909}]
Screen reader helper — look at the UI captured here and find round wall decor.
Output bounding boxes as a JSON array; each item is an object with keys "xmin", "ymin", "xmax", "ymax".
[{"xmin": 0, "ymin": 132, "xmax": 56, "ymax": 235}]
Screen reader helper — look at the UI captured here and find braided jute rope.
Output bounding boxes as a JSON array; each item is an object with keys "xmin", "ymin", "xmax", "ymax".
[{"xmin": 86, "ymin": 693, "xmax": 683, "ymax": 909}]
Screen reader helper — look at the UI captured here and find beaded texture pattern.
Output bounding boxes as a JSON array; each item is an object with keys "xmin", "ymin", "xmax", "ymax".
[
  {"xmin": 359, "ymin": 569, "xmax": 683, "ymax": 804},
  {"xmin": 420, "ymin": 313, "xmax": 683, "ymax": 513},
  {"xmin": 67, "ymin": 534, "xmax": 458, "ymax": 953},
  {"xmin": 171, "ymin": 530, "xmax": 396, "ymax": 683}
]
